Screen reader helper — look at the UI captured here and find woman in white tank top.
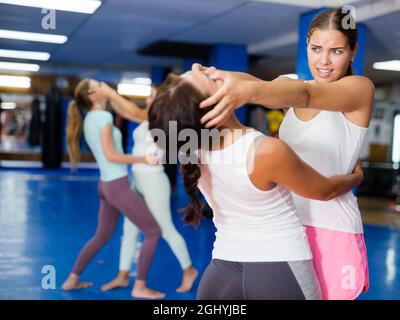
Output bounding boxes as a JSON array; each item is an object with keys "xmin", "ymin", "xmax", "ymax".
[
  {"xmin": 195, "ymin": 8, "xmax": 374, "ymax": 300},
  {"xmin": 147, "ymin": 71, "xmax": 363, "ymax": 300},
  {"xmin": 90, "ymin": 84, "xmax": 199, "ymax": 294}
]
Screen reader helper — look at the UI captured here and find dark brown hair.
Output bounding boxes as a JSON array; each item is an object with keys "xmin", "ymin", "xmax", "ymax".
[
  {"xmin": 307, "ymin": 8, "xmax": 358, "ymax": 75},
  {"xmin": 66, "ymin": 78, "xmax": 92, "ymax": 169},
  {"xmin": 148, "ymin": 74, "xmax": 212, "ymax": 226}
]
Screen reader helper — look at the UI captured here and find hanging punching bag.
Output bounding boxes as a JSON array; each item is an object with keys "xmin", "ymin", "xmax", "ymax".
[
  {"xmin": 0, "ymin": 97, "xmax": 3, "ymax": 144},
  {"xmin": 28, "ymin": 97, "xmax": 42, "ymax": 147},
  {"xmin": 42, "ymin": 87, "xmax": 63, "ymax": 168}
]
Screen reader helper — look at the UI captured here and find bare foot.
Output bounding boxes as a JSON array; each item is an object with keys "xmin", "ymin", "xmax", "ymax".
[
  {"xmin": 132, "ymin": 280, "xmax": 166, "ymax": 299},
  {"xmin": 101, "ymin": 276, "xmax": 130, "ymax": 291},
  {"xmin": 62, "ymin": 273, "xmax": 93, "ymax": 291},
  {"xmin": 176, "ymin": 266, "xmax": 198, "ymax": 293},
  {"xmin": 132, "ymin": 287, "xmax": 166, "ymax": 299}
]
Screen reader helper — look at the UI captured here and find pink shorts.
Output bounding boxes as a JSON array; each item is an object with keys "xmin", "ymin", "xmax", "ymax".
[{"xmin": 305, "ymin": 226, "xmax": 369, "ymax": 300}]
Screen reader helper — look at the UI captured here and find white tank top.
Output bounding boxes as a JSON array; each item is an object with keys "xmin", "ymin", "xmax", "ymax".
[
  {"xmin": 131, "ymin": 120, "xmax": 164, "ymax": 173},
  {"xmin": 197, "ymin": 130, "xmax": 312, "ymax": 262},
  {"xmin": 279, "ymin": 108, "xmax": 368, "ymax": 234}
]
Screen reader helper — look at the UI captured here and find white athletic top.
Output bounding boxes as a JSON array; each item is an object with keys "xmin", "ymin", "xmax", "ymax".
[
  {"xmin": 197, "ymin": 130, "xmax": 312, "ymax": 262},
  {"xmin": 279, "ymin": 108, "xmax": 368, "ymax": 234},
  {"xmin": 131, "ymin": 120, "xmax": 164, "ymax": 173}
]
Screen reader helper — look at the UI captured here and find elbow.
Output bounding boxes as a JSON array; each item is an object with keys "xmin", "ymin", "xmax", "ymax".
[
  {"xmin": 292, "ymin": 83, "xmax": 310, "ymax": 109},
  {"xmin": 319, "ymin": 188, "xmax": 336, "ymax": 201},
  {"xmin": 313, "ymin": 187, "xmax": 335, "ymax": 201},
  {"xmin": 122, "ymin": 109, "xmax": 140, "ymax": 122},
  {"xmin": 124, "ymin": 109, "xmax": 136, "ymax": 121},
  {"xmin": 320, "ymin": 193, "xmax": 333, "ymax": 201},
  {"xmin": 104, "ymin": 152, "xmax": 115, "ymax": 163},
  {"xmin": 301, "ymin": 84, "xmax": 311, "ymax": 109},
  {"xmin": 133, "ymin": 108, "xmax": 146, "ymax": 121}
]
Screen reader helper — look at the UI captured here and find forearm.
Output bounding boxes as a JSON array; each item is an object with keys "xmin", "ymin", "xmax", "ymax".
[
  {"xmin": 109, "ymin": 91, "xmax": 147, "ymax": 122},
  {"xmin": 249, "ymin": 80, "xmax": 309, "ymax": 109},
  {"xmin": 324, "ymin": 174, "xmax": 360, "ymax": 200},
  {"xmin": 106, "ymin": 152, "xmax": 145, "ymax": 164}
]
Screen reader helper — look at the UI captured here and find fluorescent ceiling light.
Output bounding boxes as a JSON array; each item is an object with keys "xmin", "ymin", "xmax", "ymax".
[
  {"xmin": 133, "ymin": 77, "xmax": 152, "ymax": 85},
  {"xmin": 373, "ymin": 60, "xmax": 400, "ymax": 72},
  {"xmin": 0, "ymin": 0, "xmax": 102, "ymax": 14},
  {"xmin": 0, "ymin": 61, "xmax": 40, "ymax": 72},
  {"xmin": 1, "ymin": 102, "xmax": 16, "ymax": 110},
  {"xmin": 0, "ymin": 75, "xmax": 31, "ymax": 88},
  {"xmin": 0, "ymin": 29, "xmax": 67, "ymax": 44},
  {"xmin": 393, "ymin": 114, "xmax": 400, "ymax": 163},
  {"xmin": 118, "ymin": 83, "xmax": 151, "ymax": 97},
  {"xmin": 1, "ymin": 93, "xmax": 37, "ymax": 103},
  {"xmin": 252, "ymin": 0, "xmax": 362, "ymax": 8},
  {"xmin": 0, "ymin": 49, "xmax": 50, "ymax": 61}
]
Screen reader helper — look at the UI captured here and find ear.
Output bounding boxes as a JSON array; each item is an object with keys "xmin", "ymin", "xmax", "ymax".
[{"xmin": 87, "ymin": 94, "xmax": 96, "ymax": 105}]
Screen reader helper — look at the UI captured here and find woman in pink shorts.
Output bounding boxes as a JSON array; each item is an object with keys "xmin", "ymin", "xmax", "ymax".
[{"xmin": 197, "ymin": 8, "xmax": 373, "ymax": 299}]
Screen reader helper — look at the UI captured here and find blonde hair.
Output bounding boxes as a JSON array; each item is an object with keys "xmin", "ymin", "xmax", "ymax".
[{"xmin": 66, "ymin": 78, "xmax": 92, "ymax": 170}]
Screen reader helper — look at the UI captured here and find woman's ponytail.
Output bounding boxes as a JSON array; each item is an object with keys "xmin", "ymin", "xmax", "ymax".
[
  {"xmin": 181, "ymin": 162, "xmax": 203, "ymax": 227},
  {"xmin": 66, "ymin": 100, "xmax": 83, "ymax": 170}
]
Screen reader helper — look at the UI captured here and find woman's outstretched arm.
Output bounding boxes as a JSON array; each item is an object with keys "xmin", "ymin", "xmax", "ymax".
[
  {"xmin": 96, "ymin": 82, "xmax": 147, "ymax": 123},
  {"xmin": 198, "ymin": 68, "xmax": 374, "ymax": 128}
]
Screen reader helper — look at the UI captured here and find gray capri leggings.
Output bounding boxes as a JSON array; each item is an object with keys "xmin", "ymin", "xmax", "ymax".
[{"xmin": 197, "ymin": 259, "xmax": 322, "ymax": 300}]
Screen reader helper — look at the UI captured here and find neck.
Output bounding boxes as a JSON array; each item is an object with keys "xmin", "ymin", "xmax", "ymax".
[
  {"xmin": 90, "ymin": 103, "xmax": 104, "ymax": 111},
  {"xmin": 213, "ymin": 113, "xmax": 250, "ymax": 149},
  {"xmin": 219, "ymin": 113, "xmax": 246, "ymax": 131}
]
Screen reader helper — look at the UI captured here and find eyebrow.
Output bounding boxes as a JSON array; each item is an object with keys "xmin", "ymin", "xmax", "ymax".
[{"xmin": 309, "ymin": 44, "xmax": 346, "ymax": 50}]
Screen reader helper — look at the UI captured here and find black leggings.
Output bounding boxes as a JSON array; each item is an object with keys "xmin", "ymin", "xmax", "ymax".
[{"xmin": 197, "ymin": 259, "xmax": 321, "ymax": 300}]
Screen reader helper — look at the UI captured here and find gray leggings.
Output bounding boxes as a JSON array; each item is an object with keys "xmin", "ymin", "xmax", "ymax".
[
  {"xmin": 71, "ymin": 176, "xmax": 161, "ymax": 281},
  {"xmin": 197, "ymin": 259, "xmax": 322, "ymax": 300}
]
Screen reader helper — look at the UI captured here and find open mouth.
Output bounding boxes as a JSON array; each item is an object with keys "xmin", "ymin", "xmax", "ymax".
[{"xmin": 316, "ymin": 68, "xmax": 334, "ymax": 78}]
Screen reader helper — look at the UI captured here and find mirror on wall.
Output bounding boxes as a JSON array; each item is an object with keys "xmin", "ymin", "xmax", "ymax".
[{"xmin": 0, "ymin": 94, "xmax": 45, "ymax": 157}]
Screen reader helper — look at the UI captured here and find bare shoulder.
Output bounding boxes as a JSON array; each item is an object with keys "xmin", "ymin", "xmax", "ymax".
[
  {"xmin": 342, "ymin": 76, "xmax": 375, "ymax": 116},
  {"xmin": 340, "ymin": 75, "xmax": 375, "ymax": 93},
  {"xmin": 249, "ymin": 136, "xmax": 290, "ymax": 188},
  {"xmin": 255, "ymin": 136, "xmax": 290, "ymax": 166}
]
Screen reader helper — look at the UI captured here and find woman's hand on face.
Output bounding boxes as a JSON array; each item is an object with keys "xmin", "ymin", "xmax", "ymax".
[
  {"xmin": 192, "ymin": 63, "xmax": 216, "ymax": 75},
  {"xmin": 192, "ymin": 63, "xmax": 263, "ymax": 128},
  {"xmin": 92, "ymin": 82, "xmax": 116, "ymax": 100},
  {"xmin": 198, "ymin": 70, "xmax": 257, "ymax": 128}
]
